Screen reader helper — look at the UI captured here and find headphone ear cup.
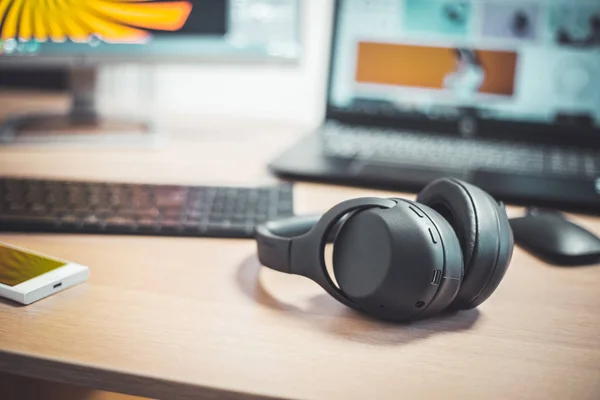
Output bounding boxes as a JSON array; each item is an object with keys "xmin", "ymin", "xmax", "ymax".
[
  {"xmin": 417, "ymin": 178, "xmax": 514, "ymax": 310},
  {"xmin": 331, "ymin": 200, "xmax": 463, "ymax": 321}
]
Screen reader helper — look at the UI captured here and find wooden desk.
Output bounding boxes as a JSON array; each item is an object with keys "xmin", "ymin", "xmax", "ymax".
[{"xmin": 0, "ymin": 105, "xmax": 600, "ymax": 399}]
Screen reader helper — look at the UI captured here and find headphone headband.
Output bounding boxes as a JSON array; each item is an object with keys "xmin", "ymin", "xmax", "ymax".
[{"xmin": 256, "ymin": 197, "xmax": 397, "ymax": 309}]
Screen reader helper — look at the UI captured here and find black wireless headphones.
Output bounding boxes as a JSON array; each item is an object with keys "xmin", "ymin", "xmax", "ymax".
[{"xmin": 256, "ymin": 178, "xmax": 514, "ymax": 322}]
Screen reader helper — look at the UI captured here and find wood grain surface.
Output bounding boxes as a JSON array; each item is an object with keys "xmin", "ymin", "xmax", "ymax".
[{"xmin": 0, "ymin": 92, "xmax": 600, "ymax": 400}]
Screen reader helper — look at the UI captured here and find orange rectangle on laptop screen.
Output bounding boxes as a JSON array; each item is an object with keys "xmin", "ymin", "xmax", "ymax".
[{"xmin": 355, "ymin": 41, "xmax": 518, "ymax": 96}]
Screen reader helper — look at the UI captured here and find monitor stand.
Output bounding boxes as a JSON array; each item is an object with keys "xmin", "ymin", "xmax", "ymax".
[{"xmin": 0, "ymin": 66, "xmax": 162, "ymax": 146}]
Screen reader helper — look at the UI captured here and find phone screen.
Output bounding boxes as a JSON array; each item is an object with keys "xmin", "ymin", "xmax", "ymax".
[{"xmin": 0, "ymin": 243, "xmax": 66, "ymax": 287}]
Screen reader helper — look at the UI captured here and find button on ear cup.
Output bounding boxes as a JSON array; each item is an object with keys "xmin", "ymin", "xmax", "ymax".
[
  {"xmin": 331, "ymin": 201, "xmax": 463, "ymax": 321},
  {"xmin": 416, "ymin": 178, "xmax": 513, "ymax": 310}
]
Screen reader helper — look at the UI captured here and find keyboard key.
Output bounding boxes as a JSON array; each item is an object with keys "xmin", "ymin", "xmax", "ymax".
[
  {"xmin": 199, "ymin": 222, "xmax": 238, "ymax": 236},
  {"xmin": 182, "ymin": 219, "xmax": 201, "ymax": 230},
  {"xmin": 136, "ymin": 218, "xmax": 159, "ymax": 230},
  {"xmin": 121, "ymin": 209, "xmax": 160, "ymax": 219},
  {"xmin": 105, "ymin": 216, "xmax": 135, "ymax": 227},
  {"xmin": 231, "ymin": 213, "xmax": 247, "ymax": 223},
  {"xmin": 7, "ymin": 203, "xmax": 26, "ymax": 213},
  {"xmin": 158, "ymin": 218, "xmax": 181, "ymax": 232},
  {"xmin": 159, "ymin": 207, "xmax": 183, "ymax": 218},
  {"xmin": 154, "ymin": 187, "xmax": 188, "ymax": 208},
  {"xmin": 81, "ymin": 215, "xmax": 102, "ymax": 227},
  {"xmin": 92, "ymin": 208, "xmax": 113, "ymax": 217},
  {"xmin": 59, "ymin": 215, "xmax": 81, "ymax": 228}
]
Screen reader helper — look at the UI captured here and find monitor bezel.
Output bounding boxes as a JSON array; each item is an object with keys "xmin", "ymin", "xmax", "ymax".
[
  {"xmin": 324, "ymin": 0, "xmax": 600, "ymax": 147},
  {"xmin": 0, "ymin": 50, "xmax": 301, "ymax": 67}
]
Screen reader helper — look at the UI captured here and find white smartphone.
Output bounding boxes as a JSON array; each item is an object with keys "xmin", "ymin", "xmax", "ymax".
[{"xmin": 0, "ymin": 241, "xmax": 89, "ymax": 305}]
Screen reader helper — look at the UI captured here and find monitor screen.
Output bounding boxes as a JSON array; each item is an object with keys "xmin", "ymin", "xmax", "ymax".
[
  {"xmin": 0, "ymin": 0, "xmax": 300, "ymax": 60},
  {"xmin": 328, "ymin": 0, "xmax": 600, "ymax": 132}
]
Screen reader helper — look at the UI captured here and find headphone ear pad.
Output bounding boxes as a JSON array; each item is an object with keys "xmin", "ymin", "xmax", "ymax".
[{"xmin": 417, "ymin": 178, "xmax": 514, "ymax": 310}]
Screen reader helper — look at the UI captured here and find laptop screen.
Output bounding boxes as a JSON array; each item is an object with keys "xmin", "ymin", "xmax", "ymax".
[{"xmin": 328, "ymin": 0, "xmax": 600, "ymax": 134}]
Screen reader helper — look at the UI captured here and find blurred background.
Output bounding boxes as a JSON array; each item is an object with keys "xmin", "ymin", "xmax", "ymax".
[
  {"xmin": 1, "ymin": 0, "xmax": 599, "ymax": 216},
  {"xmin": 0, "ymin": 0, "xmax": 331, "ymax": 127}
]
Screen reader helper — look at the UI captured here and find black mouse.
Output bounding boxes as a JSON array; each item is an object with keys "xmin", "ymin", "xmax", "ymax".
[{"xmin": 509, "ymin": 209, "xmax": 600, "ymax": 266}]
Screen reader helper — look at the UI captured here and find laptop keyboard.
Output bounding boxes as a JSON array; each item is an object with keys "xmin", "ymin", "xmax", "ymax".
[{"xmin": 321, "ymin": 124, "xmax": 600, "ymax": 178}]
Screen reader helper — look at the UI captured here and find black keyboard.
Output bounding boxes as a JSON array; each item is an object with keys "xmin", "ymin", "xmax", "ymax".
[
  {"xmin": 0, "ymin": 178, "xmax": 295, "ymax": 238},
  {"xmin": 322, "ymin": 123, "xmax": 600, "ymax": 178}
]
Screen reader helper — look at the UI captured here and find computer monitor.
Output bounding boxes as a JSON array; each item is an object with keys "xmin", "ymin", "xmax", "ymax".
[
  {"xmin": 0, "ymin": 0, "xmax": 301, "ymax": 144},
  {"xmin": 327, "ymin": 0, "xmax": 600, "ymax": 139}
]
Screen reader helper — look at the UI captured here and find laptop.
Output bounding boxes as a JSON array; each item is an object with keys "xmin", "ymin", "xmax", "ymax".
[{"xmin": 268, "ymin": 0, "xmax": 600, "ymax": 214}]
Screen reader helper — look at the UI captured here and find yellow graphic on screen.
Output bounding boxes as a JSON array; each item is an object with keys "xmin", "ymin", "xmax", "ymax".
[
  {"xmin": 0, "ymin": 244, "xmax": 66, "ymax": 287},
  {"xmin": 0, "ymin": 0, "xmax": 193, "ymax": 43}
]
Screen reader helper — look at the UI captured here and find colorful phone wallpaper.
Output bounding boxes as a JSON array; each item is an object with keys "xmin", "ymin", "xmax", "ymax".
[
  {"xmin": 0, "ymin": 243, "xmax": 66, "ymax": 287},
  {"xmin": 0, "ymin": 0, "xmax": 193, "ymax": 43}
]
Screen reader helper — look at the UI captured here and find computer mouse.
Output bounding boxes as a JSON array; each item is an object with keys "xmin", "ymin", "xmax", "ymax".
[{"xmin": 509, "ymin": 209, "xmax": 600, "ymax": 266}]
